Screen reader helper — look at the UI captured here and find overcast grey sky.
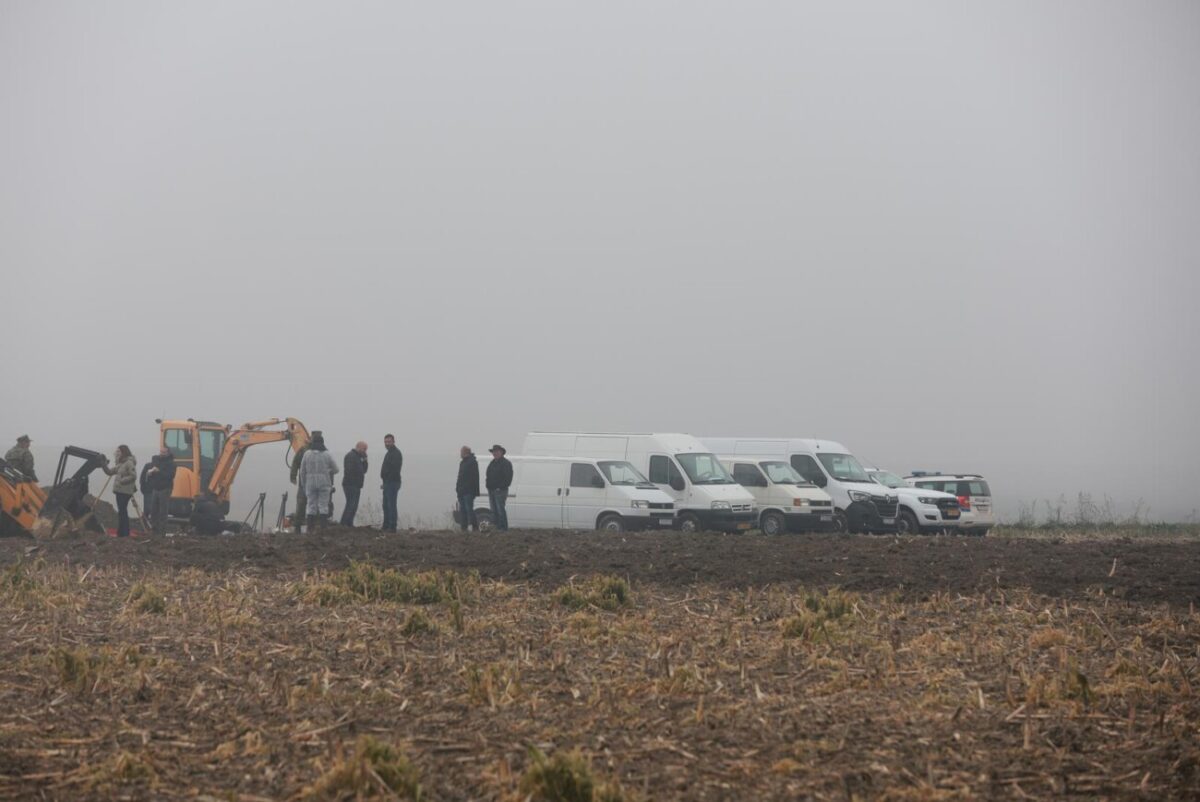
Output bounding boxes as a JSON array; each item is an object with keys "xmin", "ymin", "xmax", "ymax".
[{"xmin": 3, "ymin": 1, "xmax": 1198, "ymax": 524}]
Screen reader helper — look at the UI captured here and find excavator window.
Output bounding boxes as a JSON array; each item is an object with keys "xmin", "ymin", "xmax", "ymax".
[
  {"xmin": 165, "ymin": 428, "xmax": 193, "ymax": 461},
  {"xmin": 198, "ymin": 429, "xmax": 226, "ymax": 488}
]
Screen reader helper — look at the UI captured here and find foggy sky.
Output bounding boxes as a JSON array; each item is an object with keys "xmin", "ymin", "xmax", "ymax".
[{"xmin": 3, "ymin": 1, "xmax": 1198, "ymax": 525}]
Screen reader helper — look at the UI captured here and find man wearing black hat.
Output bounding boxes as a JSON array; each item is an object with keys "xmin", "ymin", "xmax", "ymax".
[
  {"xmin": 485, "ymin": 444, "xmax": 512, "ymax": 532},
  {"xmin": 4, "ymin": 435, "xmax": 36, "ymax": 482}
]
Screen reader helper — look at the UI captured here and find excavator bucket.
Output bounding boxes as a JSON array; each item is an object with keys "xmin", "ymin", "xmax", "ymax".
[{"xmin": 34, "ymin": 447, "xmax": 110, "ymax": 538}]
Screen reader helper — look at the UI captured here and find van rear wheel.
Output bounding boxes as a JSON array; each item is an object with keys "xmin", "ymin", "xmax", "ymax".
[
  {"xmin": 475, "ymin": 510, "xmax": 494, "ymax": 532},
  {"xmin": 678, "ymin": 513, "xmax": 701, "ymax": 533},
  {"xmin": 760, "ymin": 511, "xmax": 786, "ymax": 536},
  {"xmin": 597, "ymin": 514, "xmax": 625, "ymax": 533}
]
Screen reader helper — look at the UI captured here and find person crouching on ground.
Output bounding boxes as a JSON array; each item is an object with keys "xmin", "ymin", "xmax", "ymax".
[
  {"xmin": 456, "ymin": 446, "xmax": 480, "ymax": 532},
  {"xmin": 298, "ymin": 433, "xmax": 338, "ymax": 532},
  {"xmin": 101, "ymin": 445, "xmax": 138, "ymax": 537},
  {"xmin": 340, "ymin": 441, "xmax": 368, "ymax": 527},
  {"xmin": 485, "ymin": 444, "xmax": 512, "ymax": 532}
]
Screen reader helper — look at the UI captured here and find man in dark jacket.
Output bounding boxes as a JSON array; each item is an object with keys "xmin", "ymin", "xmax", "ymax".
[
  {"xmin": 485, "ymin": 444, "xmax": 513, "ymax": 532},
  {"xmin": 139, "ymin": 461, "xmax": 153, "ymax": 520},
  {"xmin": 340, "ymin": 441, "xmax": 368, "ymax": 527},
  {"xmin": 380, "ymin": 434, "xmax": 403, "ymax": 532},
  {"xmin": 455, "ymin": 446, "xmax": 480, "ymax": 532},
  {"xmin": 146, "ymin": 446, "xmax": 177, "ymax": 531}
]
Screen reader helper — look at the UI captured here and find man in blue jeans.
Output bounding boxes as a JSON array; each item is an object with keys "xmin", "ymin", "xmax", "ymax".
[
  {"xmin": 380, "ymin": 433, "xmax": 403, "ymax": 532},
  {"xmin": 455, "ymin": 445, "xmax": 480, "ymax": 531},
  {"xmin": 485, "ymin": 444, "xmax": 512, "ymax": 531}
]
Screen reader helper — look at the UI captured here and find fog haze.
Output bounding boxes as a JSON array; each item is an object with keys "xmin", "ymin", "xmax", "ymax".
[{"xmin": 3, "ymin": 1, "xmax": 1198, "ymax": 524}]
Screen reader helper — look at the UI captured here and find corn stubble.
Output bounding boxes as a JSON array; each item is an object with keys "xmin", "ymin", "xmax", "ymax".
[{"xmin": 0, "ymin": 555, "xmax": 1196, "ymax": 799}]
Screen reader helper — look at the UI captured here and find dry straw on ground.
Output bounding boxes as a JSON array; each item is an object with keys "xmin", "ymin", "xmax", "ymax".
[{"xmin": 0, "ymin": 530, "xmax": 1197, "ymax": 800}]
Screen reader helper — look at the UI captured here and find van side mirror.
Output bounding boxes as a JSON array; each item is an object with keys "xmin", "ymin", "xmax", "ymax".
[
  {"xmin": 811, "ymin": 474, "xmax": 827, "ymax": 488},
  {"xmin": 669, "ymin": 477, "xmax": 685, "ymax": 492},
  {"xmin": 591, "ymin": 476, "xmax": 605, "ymax": 488}
]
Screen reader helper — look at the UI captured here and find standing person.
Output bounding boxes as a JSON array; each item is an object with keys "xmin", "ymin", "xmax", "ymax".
[
  {"xmin": 146, "ymin": 445, "xmax": 177, "ymax": 532},
  {"xmin": 455, "ymin": 446, "xmax": 480, "ymax": 532},
  {"xmin": 100, "ymin": 446, "xmax": 137, "ymax": 537},
  {"xmin": 138, "ymin": 460, "xmax": 153, "ymax": 518},
  {"xmin": 289, "ymin": 431, "xmax": 319, "ymax": 534},
  {"xmin": 485, "ymin": 444, "xmax": 513, "ymax": 532},
  {"xmin": 340, "ymin": 441, "xmax": 368, "ymax": 527},
  {"xmin": 380, "ymin": 434, "xmax": 403, "ymax": 533},
  {"xmin": 298, "ymin": 433, "xmax": 338, "ymax": 532},
  {"xmin": 4, "ymin": 435, "xmax": 36, "ymax": 482}
]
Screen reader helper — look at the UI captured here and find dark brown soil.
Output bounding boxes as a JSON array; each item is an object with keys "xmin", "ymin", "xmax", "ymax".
[{"xmin": 4, "ymin": 528, "xmax": 1197, "ymax": 606}]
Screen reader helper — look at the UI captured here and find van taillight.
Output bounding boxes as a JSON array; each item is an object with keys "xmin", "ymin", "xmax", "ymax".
[{"xmin": 957, "ymin": 494, "xmax": 971, "ymax": 511}]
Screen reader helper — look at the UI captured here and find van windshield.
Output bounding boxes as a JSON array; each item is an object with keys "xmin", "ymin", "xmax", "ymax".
[
  {"xmin": 598, "ymin": 461, "xmax": 655, "ymax": 488},
  {"xmin": 816, "ymin": 453, "xmax": 872, "ymax": 483},
  {"xmin": 869, "ymin": 470, "xmax": 905, "ymax": 489},
  {"xmin": 676, "ymin": 452, "xmax": 735, "ymax": 485},
  {"xmin": 760, "ymin": 461, "xmax": 809, "ymax": 485}
]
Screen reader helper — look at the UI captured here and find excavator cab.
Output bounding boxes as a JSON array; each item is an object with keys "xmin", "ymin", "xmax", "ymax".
[{"xmin": 160, "ymin": 420, "xmax": 231, "ymax": 519}]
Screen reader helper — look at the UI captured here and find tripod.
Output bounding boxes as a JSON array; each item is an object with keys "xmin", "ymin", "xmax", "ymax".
[{"xmin": 242, "ymin": 492, "xmax": 267, "ymax": 534}]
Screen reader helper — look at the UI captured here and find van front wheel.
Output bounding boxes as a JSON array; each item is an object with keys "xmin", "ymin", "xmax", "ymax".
[
  {"xmin": 597, "ymin": 514, "xmax": 625, "ymax": 533},
  {"xmin": 678, "ymin": 513, "xmax": 701, "ymax": 533},
  {"xmin": 832, "ymin": 510, "xmax": 848, "ymax": 534},
  {"xmin": 760, "ymin": 511, "xmax": 786, "ymax": 536},
  {"xmin": 897, "ymin": 509, "xmax": 920, "ymax": 535}
]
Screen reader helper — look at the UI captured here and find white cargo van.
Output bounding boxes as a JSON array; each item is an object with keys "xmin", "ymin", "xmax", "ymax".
[
  {"xmin": 522, "ymin": 433, "xmax": 756, "ymax": 533},
  {"xmin": 716, "ymin": 456, "xmax": 836, "ymax": 535},
  {"xmin": 700, "ymin": 438, "xmax": 898, "ymax": 534},
  {"xmin": 458, "ymin": 456, "xmax": 676, "ymax": 532}
]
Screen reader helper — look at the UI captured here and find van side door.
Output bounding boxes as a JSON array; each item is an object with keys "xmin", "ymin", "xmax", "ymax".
[
  {"xmin": 648, "ymin": 454, "xmax": 687, "ymax": 505},
  {"xmin": 565, "ymin": 463, "xmax": 607, "ymax": 529},
  {"xmin": 509, "ymin": 461, "xmax": 566, "ymax": 528}
]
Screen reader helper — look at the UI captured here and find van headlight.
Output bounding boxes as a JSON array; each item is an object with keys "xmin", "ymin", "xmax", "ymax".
[
  {"xmin": 848, "ymin": 490, "xmax": 872, "ymax": 502},
  {"xmin": 711, "ymin": 501, "xmax": 731, "ymax": 510},
  {"xmin": 630, "ymin": 500, "xmax": 649, "ymax": 509},
  {"xmin": 793, "ymin": 498, "xmax": 811, "ymax": 507},
  {"xmin": 917, "ymin": 496, "xmax": 939, "ymax": 505}
]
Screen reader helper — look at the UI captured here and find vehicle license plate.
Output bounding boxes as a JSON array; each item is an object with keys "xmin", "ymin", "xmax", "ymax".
[
  {"xmin": 883, "ymin": 518, "xmax": 895, "ymax": 525},
  {"xmin": 658, "ymin": 518, "xmax": 673, "ymax": 526},
  {"xmin": 821, "ymin": 514, "xmax": 833, "ymax": 521},
  {"xmin": 946, "ymin": 510, "xmax": 960, "ymax": 518},
  {"xmin": 737, "ymin": 522, "xmax": 752, "ymax": 530}
]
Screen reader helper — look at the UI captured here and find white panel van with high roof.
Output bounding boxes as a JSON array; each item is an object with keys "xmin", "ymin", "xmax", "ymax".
[
  {"xmin": 699, "ymin": 438, "xmax": 899, "ymax": 534},
  {"xmin": 522, "ymin": 433, "xmax": 757, "ymax": 533},
  {"xmin": 457, "ymin": 455, "xmax": 676, "ymax": 532}
]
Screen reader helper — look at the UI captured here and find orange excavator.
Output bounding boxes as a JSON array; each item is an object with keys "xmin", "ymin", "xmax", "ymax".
[{"xmin": 157, "ymin": 417, "xmax": 310, "ymax": 534}]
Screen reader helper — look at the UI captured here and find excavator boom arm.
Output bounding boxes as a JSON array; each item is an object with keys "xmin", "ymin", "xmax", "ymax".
[{"xmin": 206, "ymin": 418, "xmax": 310, "ymax": 502}]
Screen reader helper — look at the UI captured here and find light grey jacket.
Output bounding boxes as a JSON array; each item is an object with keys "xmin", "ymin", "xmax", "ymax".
[
  {"xmin": 103, "ymin": 455, "xmax": 138, "ymax": 496},
  {"xmin": 298, "ymin": 449, "xmax": 338, "ymax": 498}
]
